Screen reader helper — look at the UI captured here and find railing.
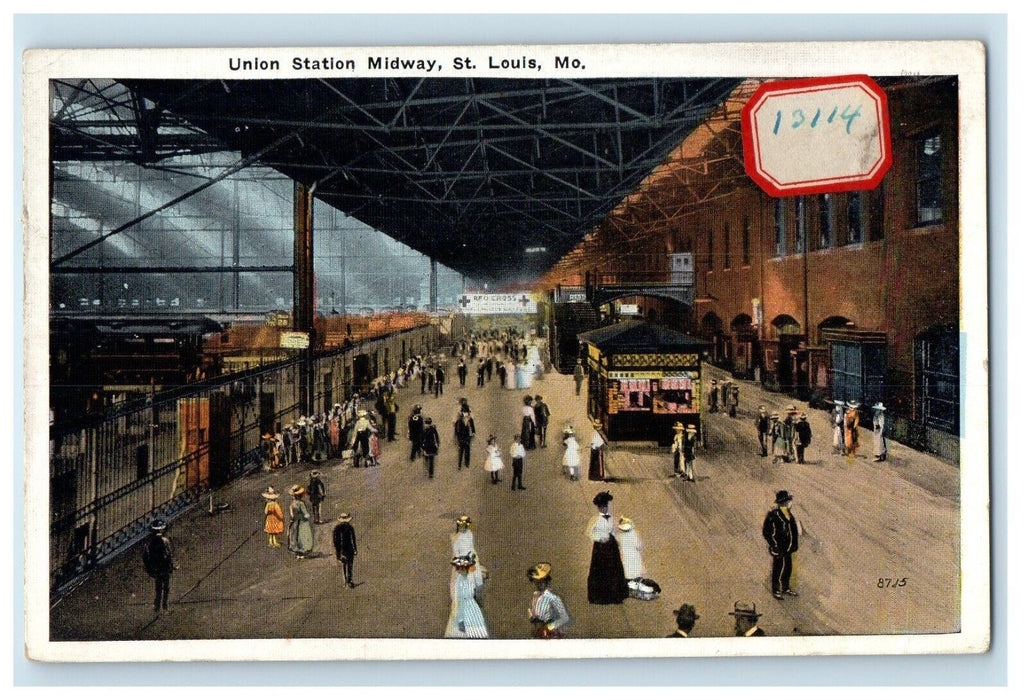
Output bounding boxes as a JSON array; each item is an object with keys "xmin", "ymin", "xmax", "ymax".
[{"xmin": 48, "ymin": 322, "xmax": 444, "ymax": 596}]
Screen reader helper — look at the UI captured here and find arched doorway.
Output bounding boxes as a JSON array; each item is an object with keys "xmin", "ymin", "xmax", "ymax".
[
  {"xmin": 730, "ymin": 313, "xmax": 758, "ymax": 379},
  {"xmin": 700, "ymin": 311, "xmax": 728, "ymax": 366},
  {"xmin": 817, "ymin": 315, "xmax": 854, "ymax": 344},
  {"xmin": 763, "ymin": 314, "xmax": 805, "ymax": 394}
]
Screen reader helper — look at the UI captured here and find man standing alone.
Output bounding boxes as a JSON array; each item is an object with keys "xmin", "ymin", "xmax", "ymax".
[
  {"xmin": 332, "ymin": 513, "xmax": 358, "ymax": 588},
  {"xmin": 573, "ymin": 360, "xmax": 585, "ymax": 396},
  {"xmin": 142, "ymin": 519, "xmax": 175, "ymax": 615},
  {"xmin": 762, "ymin": 490, "xmax": 800, "ymax": 600}
]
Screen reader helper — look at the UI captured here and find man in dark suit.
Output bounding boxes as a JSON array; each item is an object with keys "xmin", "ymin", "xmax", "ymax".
[
  {"xmin": 141, "ymin": 519, "xmax": 175, "ymax": 615},
  {"xmin": 332, "ymin": 513, "xmax": 358, "ymax": 588},
  {"xmin": 762, "ymin": 490, "xmax": 801, "ymax": 600},
  {"xmin": 407, "ymin": 405, "xmax": 424, "ymax": 461},
  {"xmin": 729, "ymin": 602, "xmax": 766, "ymax": 636},
  {"xmin": 667, "ymin": 603, "xmax": 700, "ymax": 638},
  {"xmin": 454, "ymin": 409, "xmax": 476, "ymax": 471}
]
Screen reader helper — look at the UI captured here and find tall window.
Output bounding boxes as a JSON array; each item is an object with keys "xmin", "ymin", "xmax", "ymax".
[
  {"xmin": 846, "ymin": 192, "xmax": 864, "ymax": 244},
  {"xmin": 773, "ymin": 199, "xmax": 786, "ymax": 257},
  {"xmin": 916, "ymin": 131, "xmax": 943, "ymax": 225},
  {"xmin": 742, "ymin": 216, "xmax": 751, "ymax": 265},
  {"xmin": 723, "ymin": 222, "xmax": 731, "ymax": 269},
  {"xmin": 795, "ymin": 197, "xmax": 806, "ymax": 254},
  {"xmin": 818, "ymin": 193, "xmax": 834, "ymax": 249}
]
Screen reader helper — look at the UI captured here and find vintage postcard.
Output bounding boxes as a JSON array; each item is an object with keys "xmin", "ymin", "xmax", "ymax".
[{"xmin": 23, "ymin": 42, "xmax": 989, "ymax": 662}]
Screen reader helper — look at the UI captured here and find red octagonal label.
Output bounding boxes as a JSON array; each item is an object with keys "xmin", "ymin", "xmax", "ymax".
[{"xmin": 741, "ymin": 75, "xmax": 892, "ymax": 197}]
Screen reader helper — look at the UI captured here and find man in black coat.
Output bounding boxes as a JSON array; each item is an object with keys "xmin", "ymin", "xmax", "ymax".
[
  {"xmin": 729, "ymin": 602, "xmax": 766, "ymax": 636},
  {"xmin": 457, "ymin": 359, "xmax": 468, "ymax": 387},
  {"xmin": 762, "ymin": 490, "xmax": 801, "ymax": 600},
  {"xmin": 141, "ymin": 519, "xmax": 175, "ymax": 614},
  {"xmin": 794, "ymin": 413, "xmax": 813, "ymax": 464},
  {"xmin": 434, "ymin": 366, "xmax": 445, "ymax": 397},
  {"xmin": 454, "ymin": 409, "xmax": 476, "ymax": 471},
  {"xmin": 307, "ymin": 470, "xmax": 327, "ymax": 524},
  {"xmin": 533, "ymin": 395, "xmax": 551, "ymax": 448},
  {"xmin": 332, "ymin": 513, "xmax": 358, "ymax": 588},
  {"xmin": 407, "ymin": 405, "xmax": 424, "ymax": 461},
  {"xmin": 421, "ymin": 417, "xmax": 441, "ymax": 478}
]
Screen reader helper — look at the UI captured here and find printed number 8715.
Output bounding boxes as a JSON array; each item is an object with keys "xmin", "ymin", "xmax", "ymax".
[{"xmin": 877, "ymin": 577, "xmax": 908, "ymax": 588}]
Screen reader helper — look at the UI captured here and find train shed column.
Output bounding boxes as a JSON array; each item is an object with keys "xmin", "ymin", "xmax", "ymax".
[
  {"xmin": 429, "ymin": 258, "xmax": 439, "ymax": 312},
  {"xmin": 293, "ymin": 181, "xmax": 315, "ymax": 415}
]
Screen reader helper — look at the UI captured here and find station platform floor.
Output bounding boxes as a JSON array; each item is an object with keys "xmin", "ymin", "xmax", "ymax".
[{"xmin": 49, "ymin": 358, "xmax": 961, "ymax": 642}]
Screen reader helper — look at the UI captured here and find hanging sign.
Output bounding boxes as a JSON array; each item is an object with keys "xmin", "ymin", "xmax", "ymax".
[
  {"xmin": 457, "ymin": 292, "xmax": 537, "ymax": 315},
  {"xmin": 280, "ymin": 331, "xmax": 310, "ymax": 349}
]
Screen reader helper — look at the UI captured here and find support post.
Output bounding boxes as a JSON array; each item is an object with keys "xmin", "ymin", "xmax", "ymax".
[
  {"xmin": 293, "ymin": 181, "xmax": 316, "ymax": 415},
  {"xmin": 429, "ymin": 258, "xmax": 439, "ymax": 312}
]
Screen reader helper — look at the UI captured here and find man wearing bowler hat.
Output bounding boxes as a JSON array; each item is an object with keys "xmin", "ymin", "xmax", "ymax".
[
  {"xmin": 141, "ymin": 519, "xmax": 175, "ymax": 615},
  {"xmin": 668, "ymin": 603, "xmax": 700, "ymax": 637},
  {"xmin": 762, "ymin": 490, "xmax": 801, "ymax": 600},
  {"xmin": 729, "ymin": 602, "xmax": 766, "ymax": 637}
]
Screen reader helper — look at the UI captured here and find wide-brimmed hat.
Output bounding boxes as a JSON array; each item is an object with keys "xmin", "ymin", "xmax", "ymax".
[
  {"xmin": 728, "ymin": 602, "xmax": 762, "ymax": 619},
  {"xmin": 617, "ymin": 516, "xmax": 634, "ymax": 531},
  {"xmin": 563, "ymin": 425, "xmax": 575, "ymax": 434},
  {"xmin": 150, "ymin": 519, "xmax": 168, "ymax": 533},
  {"xmin": 833, "ymin": 399, "xmax": 846, "ymax": 406},
  {"xmin": 846, "ymin": 400, "xmax": 860, "ymax": 408},
  {"xmin": 591, "ymin": 418, "xmax": 602, "ymax": 427},
  {"xmin": 456, "ymin": 515, "xmax": 473, "ymax": 529},
  {"xmin": 262, "ymin": 432, "xmax": 273, "ymax": 440},
  {"xmin": 290, "ymin": 485, "xmax": 306, "ymax": 497},
  {"xmin": 674, "ymin": 604, "xmax": 700, "ymax": 623},
  {"xmin": 593, "ymin": 491, "xmax": 614, "ymax": 507},
  {"xmin": 337, "ymin": 513, "xmax": 352, "ymax": 523},
  {"xmin": 872, "ymin": 402, "xmax": 886, "ymax": 411},
  {"xmin": 310, "ymin": 470, "xmax": 321, "ymax": 478},
  {"xmin": 770, "ymin": 412, "xmax": 780, "ymax": 419},
  {"xmin": 786, "ymin": 404, "xmax": 798, "ymax": 413},
  {"xmin": 672, "ymin": 422, "xmax": 685, "ymax": 431},
  {"xmin": 262, "ymin": 487, "xmax": 279, "ymax": 501},
  {"xmin": 686, "ymin": 425, "xmax": 698, "ymax": 434},
  {"xmin": 775, "ymin": 490, "xmax": 793, "ymax": 504},
  {"xmin": 527, "ymin": 562, "xmax": 552, "ymax": 581}
]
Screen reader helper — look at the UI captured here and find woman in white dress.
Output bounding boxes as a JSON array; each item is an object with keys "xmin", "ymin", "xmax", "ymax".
[
  {"xmin": 505, "ymin": 361, "xmax": 517, "ymax": 389},
  {"xmin": 872, "ymin": 402, "xmax": 888, "ymax": 461},
  {"xmin": 484, "ymin": 435, "xmax": 504, "ymax": 484},
  {"xmin": 616, "ymin": 516, "xmax": 645, "ymax": 581},
  {"xmin": 451, "ymin": 515, "xmax": 487, "ymax": 599},
  {"xmin": 562, "ymin": 426, "xmax": 581, "ymax": 480},
  {"xmin": 445, "ymin": 556, "xmax": 489, "ymax": 638}
]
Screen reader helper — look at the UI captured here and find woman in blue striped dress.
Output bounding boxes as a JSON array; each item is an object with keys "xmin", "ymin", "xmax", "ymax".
[{"xmin": 444, "ymin": 556, "xmax": 489, "ymax": 639}]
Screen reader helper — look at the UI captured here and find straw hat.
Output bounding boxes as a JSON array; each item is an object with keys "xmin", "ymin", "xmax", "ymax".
[
  {"xmin": 846, "ymin": 400, "xmax": 860, "ymax": 409},
  {"xmin": 872, "ymin": 402, "xmax": 886, "ymax": 411},
  {"xmin": 337, "ymin": 513, "xmax": 352, "ymax": 523},
  {"xmin": 150, "ymin": 519, "xmax": 168, "ymax": 533},
  {"xmin": 686, "ymin": 425, "xmax": 698, "ymax": 434},
  {"xmin": 261, "ymin": 487, "xmax": 279, "ymax": 501},
  {"xmin": 770, "ymin": 412, "xmax": 780, "ymax": 420},
  {"xmin": 290, "ymin": 485, "xmax": 306, "ymax": 497},
  {"xmin": 728, "ymin": 602, "xmax": 762, "ymax": 619},
  {"xmin": 786, "ymin": 404, "xmax": 798, "ymax": 413},
  {"xmin": 672, "ymin": 422, "xmax": 685, "ymax": 431},
  {"xmin": 617, "ymin": 516, "xmax": 634, "ymax": 531},
  {"xmin": 527, "ymin": 562, "xmax": 552, "ymax": 581},
  {"xmin": 456, "ymin": 515, "xmax": 473, "ymax": 529}
]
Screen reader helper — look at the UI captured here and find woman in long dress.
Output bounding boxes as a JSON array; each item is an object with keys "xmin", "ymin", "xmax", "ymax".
[
  {"xmin": 445, "ymin": 556, "xmax": 489, "ymax": 638},
  {"xmin": 287, "ymin": 485, "xmax": 316, "ymax": 559},
  {"xmin": 844, "ymin": 400, "xmax": 861, "ymax": 456},
  {"xmin": 451, "ymin": 515, "xmax": 487, "ymax": 599},
  {"xmin": 484, "ymin": 436, "xmax": 504, "ymax": 484},
  {"xmin": 505, "ymin": 361, "xmax": 517, "ymax": 390},
  {"xmin": 562, "ymin": 426, "xmax": 581, "ymax": 480},
  {"xmin": 520, "ymin": 396, "xmax": 537, "ymax": 449},
  {"xmin": 616, "ymin": 516, "xmax": 645, "ymax": 582},
  {"xmin": 587, "ymin": 491, "xmax": 628, "ymax": 605},
  {"xmin": 872, "ymin": 402, "xmax": 888, "ymax": 461},
  {"xmin": 832, "ymin": 400, "xmax": 846, "ymax": 454}
]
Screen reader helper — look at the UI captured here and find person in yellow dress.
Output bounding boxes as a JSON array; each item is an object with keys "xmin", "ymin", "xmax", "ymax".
[{"xmin": 262, "ymin": 486, "xmax": 284, "ymax": 548}]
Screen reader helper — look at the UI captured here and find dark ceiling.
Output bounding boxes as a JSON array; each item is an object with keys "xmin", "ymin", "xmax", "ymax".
[{"xmin": 52, "ymin": 77, "xmax": 742, "ymax": 285}]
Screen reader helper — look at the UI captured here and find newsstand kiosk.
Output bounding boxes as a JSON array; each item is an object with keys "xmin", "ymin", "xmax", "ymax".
[{"xmin": 578, "ymin": 321, "xmax": 710, "ymax": 446}]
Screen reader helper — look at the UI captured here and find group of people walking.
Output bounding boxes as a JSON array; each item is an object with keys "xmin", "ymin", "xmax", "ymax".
[{"xmin": 754, "ymin": 404, "xmax": 813, "ymax": 464}]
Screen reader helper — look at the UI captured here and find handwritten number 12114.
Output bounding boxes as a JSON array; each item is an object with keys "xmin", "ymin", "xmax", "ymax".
[{"xmin": 773, "ymin": 104, "xmax": 862, "ymax": 135}]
